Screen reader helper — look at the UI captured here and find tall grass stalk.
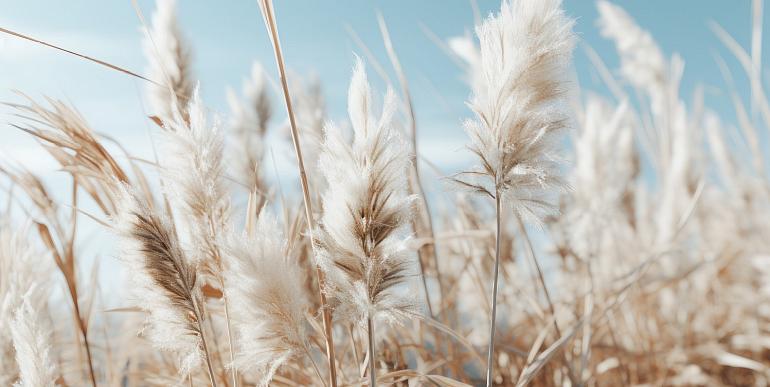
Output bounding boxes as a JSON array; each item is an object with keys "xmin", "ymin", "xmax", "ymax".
[
  {"xmin": 256, "ymin": 1, "xmax": 338, "ymax": 386},
  {"xmin": 485, "ymin": 188, "xmax": 502, "ymax": 387},
  {"xmin": 367, "ymin": 316, "xmax": 376, "ymax": 387},
  {"xmin": 452, "ymin": 0, "xmax": 576, "ymax": 383}
]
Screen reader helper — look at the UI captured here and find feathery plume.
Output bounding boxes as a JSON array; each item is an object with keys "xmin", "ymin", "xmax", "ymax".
[
  {"xmin": 0, "ymin": 223, "xmax": 50, "ymax": 386},
  {"xmin": 225, "ymin": 211, "xmax": 309, "ymax": 386},
  {"xmin": 227, "ymin": 62, "xmax": 272, "ymax": 192},
  {"xmin": 8, "ymin": 95, "xmax": 129, "ymax": 214},
  {"xmin": 11, "ymin": 293, "xmax": 57, "ymax": 387},
  {"xmin": 456, "ymin": 0, "xmax": 575, "ymax": 224},
  {"xmin": 566, "ymin": 96, "xmax": 637, "ymax": 261},
  {"xmin": 114, "ymin": 187, "xmax": 215, "ymax": 381},
  {"xmin": 318, "ymin": 58, "xmax": 417, "ymax": 325},
  {"xmin": 318, "ymin": 59, "xmax": 416, "ymax": 386},
  {"xmin": 144, "ymin": 0, "xmax": 194, "ymax": 123},
  {"xmin": 598, "ymin": 0, "xmax": 700, "ymax": 246},
  {"xmin": 160, "ymin": 88, "xmax": 237, "ymax": 385},
  {"xmin": 162, "ymin": 87, "xmax": 230, "ymax": 272},
  {"xmin": 161, "ymin": 88, "xmax": 238, "ymax": 384},
  {"xmin": 455, "ymin": 2, "xmax": 575, "ymax": 385},
  {"xmin": 596, "ymin": 0, "xmax": 667, "ymax": 114}
]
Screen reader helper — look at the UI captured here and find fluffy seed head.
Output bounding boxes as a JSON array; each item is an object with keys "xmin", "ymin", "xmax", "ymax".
[
  {"xmin": 317, "ymin": 58, "xmax": 417, "ymax": 325},
  {"xmin": 227, "ymin": 62, "xmax": 272, "ymax": 191},
  {"xmin": 0, "ymin": 223, "xmax": 51, "ymax": 386},
  {"xmin": 11, "ymin": 293, "xmax": 57, "ymax": 387},
  {"xmin": 144, "ymin": 0, "xmax": 194, "ymax": 123},
  {"xmin": 114, "ymin": 186, "xmax": 205, "ymax": 375},
  {"xmin": 224, "ymin": 211, "xmax": 309, "ymax": 387},
  {"xmin": 162, "ymin": 88, "xmax": 230, "ymax": 272},
  {"xmin": 457, "ymin": 0, "xmax": 576, "ymax": 225}
]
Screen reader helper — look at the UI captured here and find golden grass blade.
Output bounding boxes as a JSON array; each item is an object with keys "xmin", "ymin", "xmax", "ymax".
[{"xmin": 0, "ymin": 26, "xmax": 157, "ymax": 84}]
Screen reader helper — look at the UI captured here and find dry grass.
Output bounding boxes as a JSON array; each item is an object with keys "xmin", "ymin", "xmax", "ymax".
[{"xmin": 1, "ymin": 0, "xmax": 770, "ymax": 386}]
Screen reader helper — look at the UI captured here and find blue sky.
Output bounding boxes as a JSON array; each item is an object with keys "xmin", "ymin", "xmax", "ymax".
[
  {"xmin": 0, "ymin": 1, "xmax": 759, "ymax": 171},
  {"xmin": 0, "ymin": 1, "xmax": 763, "ymax": 295},
  {"xmin": 0, "ymin": 0, "xmax": 760, "ymax": 209}
]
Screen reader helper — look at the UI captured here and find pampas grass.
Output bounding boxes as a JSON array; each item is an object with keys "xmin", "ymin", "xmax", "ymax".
[
  {"xmin": 257, "ymin": 0, "xmax": 339, "ymax": 385},
  {"xmin": 317, "ymin": 59, "xmax": 417, "ymax": 386},
  {"xmin": 114, "ymin": 186, "xmax": 217, "ymax": 384},
  {"xmin": 456, "ymin": 0, "xmax": 575, "ymax": 223},
  {"xmin": 4, "ymin": 0, "xmax": 770, "ymax": 386},
  {"xmin": 224, "ymin": 211, "xmax": 311, "ymax": 386},
  {"xmin": 144, "ymin": 0, "xmax": 194, "ymax": 123},
  {"xmin": 11, "ymin": 293, "xmax": 57, "ymax": 387},
  {"xmin": 0, "ymin": 223, "xmax": 52, "ymax": 386},
  {"xmin": 227, "ymin": 62, "xmax": 272, "ymax": 195},
  {"xmin": 161, "ymin": 88, "xmax": 230, "ymax": 272},
  {"xmin": 452, "ymin": 0, "xmax": 575, "ymax": 384}
]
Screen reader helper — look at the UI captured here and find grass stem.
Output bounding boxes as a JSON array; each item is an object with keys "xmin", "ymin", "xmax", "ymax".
[
  {"xmin": 257, "ymin": 1, "xmax": 338, "ymax": 386},
  {"xmin": 367, "ymin": 316, "xmax": 377, "ymax": 387},
  {"xmin": 485, "ymin": 188, "xmax": 502, "ymax": 387}
]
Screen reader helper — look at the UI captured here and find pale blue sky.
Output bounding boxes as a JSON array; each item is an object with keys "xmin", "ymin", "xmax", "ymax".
[
  {"xmin": 0, "ymin": 1, "xmax": 759, "ymax": 166},
  {"xmin": 0, "ymin": 1, "xmax": 763, "ymax": 296}
]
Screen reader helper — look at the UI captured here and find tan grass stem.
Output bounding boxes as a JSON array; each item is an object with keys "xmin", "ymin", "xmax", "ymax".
[
  {"xmin": 257, "ymin": 1, "xmax": 338, "ymax": 386},
  {"xmin": 485, "ymin": 189, "xmax": 502, "ymax": 387},
  {"xmin": 367, "ymin": 316, "xmax": 376, "ymax": 387},
  {"xmin": 194, "ymin": 304, "xmax": 219, "ymax": 387}
]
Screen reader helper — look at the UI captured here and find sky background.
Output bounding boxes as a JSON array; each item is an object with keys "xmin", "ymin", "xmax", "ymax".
[{"xmin": 0, "ymin": 0, "xmax": 763, "ymax": 298}]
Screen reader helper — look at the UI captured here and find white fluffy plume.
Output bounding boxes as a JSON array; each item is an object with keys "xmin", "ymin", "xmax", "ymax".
[
  {"xmin": 227, "ymin": 62, "xmax": 272, "ymax": 191},
  {"xmin": 596, "ymin": 0, "xmax": 668, "ymax": 114},
  {"xmin": 0, "ymin": 223, "xmax": 53, "ymax": 386},
  {"xmin": 598, "ymin": 0, "xmax": 699, "ymax": 245},
  {"xmin": 144, "ymin": 0, "xmax": 194, "ymax": 123},
  {"xmin": 114, "ymin": 187, "xmax": 206, "ymax": 375},
  {"xmin": 457, "ymin": 0, "xmax": 576, "ymax": 224},
  {"xmin": 317, "ymin": 58, "xmax": 417, "ymax": 325},
  {"xmin": 11, "ymin": 293, "xmax": 57, "ymax": 387},
  {"xmin": 162, "ymin": 88, "xmax": 230, "ymax": 274},
  {"xmin": 224, "ymin": 211, "xmax": 309, "ymax": 386},
  {"xmin": 564, "ymin": 96, "xmax": 638, "ymax": 277}
]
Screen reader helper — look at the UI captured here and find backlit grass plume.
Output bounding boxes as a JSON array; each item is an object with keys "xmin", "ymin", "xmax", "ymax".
[
  {"xmin": 0, "ymin": 223, "xmax": 53, "ymax": 386},
  {"xmin": 453, "ymin": 1, "xmax": 576, "ymax": 385},
  {"xmin": 114, "ymin": 187, "xmax": 217, "ymax": 384},
  {"xmin": 160, "ymin": 87, "xmax": 237, "ymax": 385},
  {"xmin": 224, "ymin": 211, "xmax": 310, "ymax": 387},
  {"xmin": 456, "ymin": 0, "xmax": 575, "ymax": 223},
  {"xmin": 144, "ymin": 0, "xmax": 194, "ymax": 123},
  {"xmin": 162, "ymin": 88, "xmax": 230, "ymax": 272},
  {"xmin": 4, "ymin": 1, "xmax": 770, "ymax": 386},
  {"xmin": 565, "ymin": 96, "xmax": 637, "ymax": 264},
  {"xmin": 227, "ymin": 62, "xmax": 272, "ymax": 192},
  {"xmin": 317, "ymin": 58, "xmax": 416, "ymax": 386},
  {"xmin": 11, "ymin": 292, "xmax": 57, "ymax": 387},
  {"xmin": 598, "ymin": 0, "xmax": 699, "ymax": 246}
]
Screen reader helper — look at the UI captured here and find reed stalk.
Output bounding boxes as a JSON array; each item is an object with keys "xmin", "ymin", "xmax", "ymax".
[
  {"xmin": 257, "ymin": 1, "xmax": 338, "ymax": 386},
  {"xmin": 485, "ymin": 188, "xmax": 502, "ymax": 387}
]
